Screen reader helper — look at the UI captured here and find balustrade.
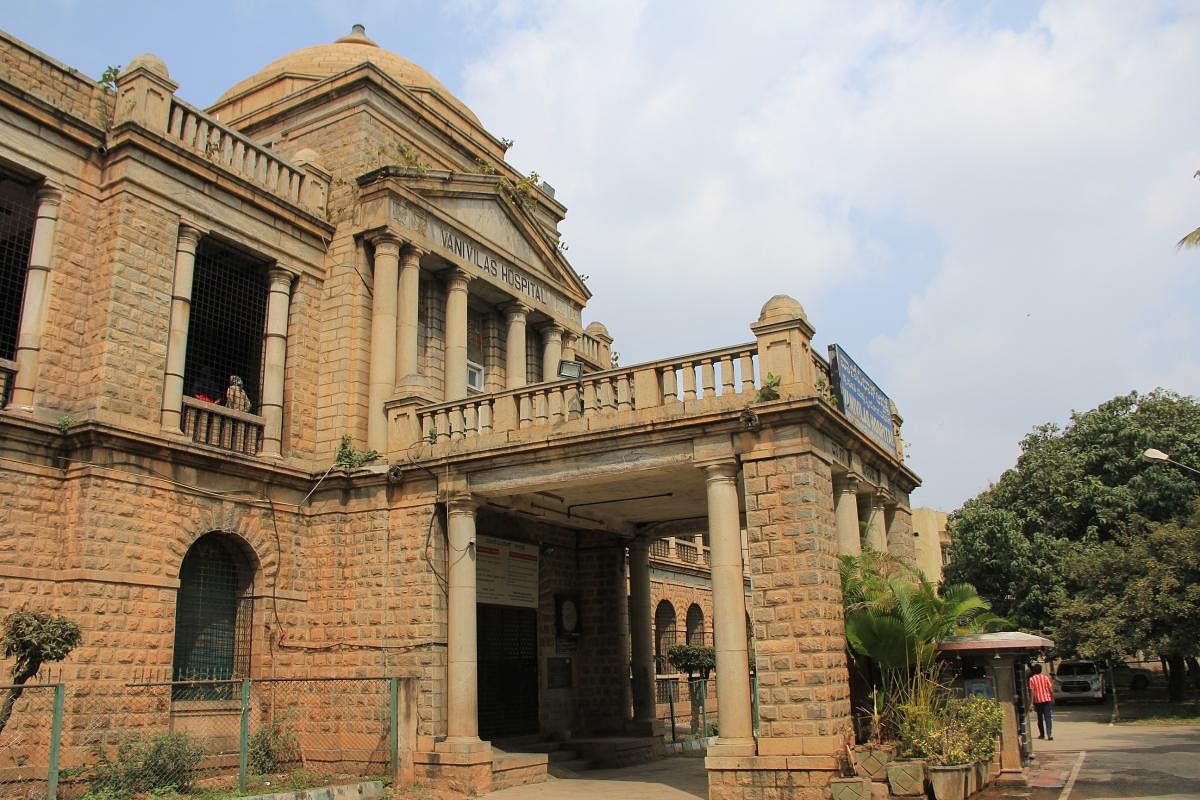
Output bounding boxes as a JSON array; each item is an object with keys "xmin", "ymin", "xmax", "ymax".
[
  {"xmin": 412, "ymin": 342, "xmax": 761, "ymax": 445},
  {"xmin": 181, "ymin": 397, "xmax": 264, "ymax": 455},
  {"xmin": 165, "ymin": 99, "xmax": 311, "ymax": 210}
]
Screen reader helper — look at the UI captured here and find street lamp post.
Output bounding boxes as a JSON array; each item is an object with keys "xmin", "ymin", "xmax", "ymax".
[{"xmin": 1142, "ymin": 448, "xmax": 1200, "ymax": 477}]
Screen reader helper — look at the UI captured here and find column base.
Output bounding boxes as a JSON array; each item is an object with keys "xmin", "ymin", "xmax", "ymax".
[
  {"xmin": 626, "ymin": 718, "xmax": 665, "ymax": 737},
  {"xmin": 433, "ymin": 736, "xmax": 492, "ymax": 757},
  {"xmin": 707, "ymin": 738, "xmax": 757, "ymax": 757}
]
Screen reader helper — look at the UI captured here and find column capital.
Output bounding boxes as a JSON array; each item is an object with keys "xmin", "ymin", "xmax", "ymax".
[
  {"xmin": 36, "ymin": 183, "xmax": 64, "ymax": 209},
  {"xmin": 400, "ymin": 242, "xmax": 428, "ymax": 261},
  {"xmin": 368, "ymin": 230, "xmax": 403, "ymax": 255},
  {"xmin": 540, "ymin": 322, "xmax": 564, "ymax": 336},
  {"xmin": 446, "ymin": 494, "xmax": 476, "ymax": 516},
  {"xmin": 873, "ymin": 487, "xmax": 893, "ymax": 507},
  {"xmin": 445, "ymin": 267, "xmax": 472, "ymax": 291},
  {"xmin": 267, "ymin": 266, "xmax": 298, "ymax": 289},
  {"xmin": 503, "ymin": 301, "xmax": 531, "ymax": 320},
  {"xmin": 703, "ymin": 461, "xmax": 740, "ymax": 483},
  {"xmin": 177, "ymin": 223, "xmax": 203, "ymax": 251},
  {"xmin": 836, "ymin": 475, "xmax": 860, "ymax": 495}
]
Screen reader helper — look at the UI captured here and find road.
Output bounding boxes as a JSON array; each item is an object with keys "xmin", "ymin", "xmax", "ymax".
[{"xmin": 984, "ymin": 700, "xmax": 1200, "ymax": 800}]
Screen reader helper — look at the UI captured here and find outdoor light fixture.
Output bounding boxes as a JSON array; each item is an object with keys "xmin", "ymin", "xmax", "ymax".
[
  {"xmin": 557, "ymin": 359, "xmax": 584, "ymax": 381},
  {"xmin": 1142, "ymin": 448, "xmax": 1200, "ymax": 476}
]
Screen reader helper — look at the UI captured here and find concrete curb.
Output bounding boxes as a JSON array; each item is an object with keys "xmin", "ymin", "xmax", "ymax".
[{"xmin": 240, "ymin": 780, "xmax": 386, "ymax": 800}]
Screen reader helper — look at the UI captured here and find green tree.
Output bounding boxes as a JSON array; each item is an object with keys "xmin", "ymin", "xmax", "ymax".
[
  {"xmin": 1056, "ymin": 507, "xmax": 1200, "ymax": 702},
  {"xmin": 0, "ymin": 610, "xmax": 82, "ymax": 734},
  {"xmin": 945, "ymin": 389, "xmax": 1200, "ymax": 680}
]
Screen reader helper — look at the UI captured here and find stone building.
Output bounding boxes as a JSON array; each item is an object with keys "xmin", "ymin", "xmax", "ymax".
[
  {"xmin": 912, "ymin": 507, "xmax": 950, "ymax": 585},
  {"xmin": 0, "ymin": 25, "xmax": 919, "ymax": 799}
]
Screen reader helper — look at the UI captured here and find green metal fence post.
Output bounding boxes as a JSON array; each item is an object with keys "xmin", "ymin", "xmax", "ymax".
[
  {"xmin": 389, "ymin": 678, "xmax": 399, "ymax": 778},
  {"xmin": 238, "ymin": 678, "xmax": 250, "ymax": 792},
  {"xmin": 47, "ymin": 684, "xmax": 64, "ymax": 800}
]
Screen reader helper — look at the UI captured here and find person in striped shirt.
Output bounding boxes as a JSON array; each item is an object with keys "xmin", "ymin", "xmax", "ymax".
[{"xmin": 1028, "ymin": 662, "xmax": 1054, "ymax": 740}]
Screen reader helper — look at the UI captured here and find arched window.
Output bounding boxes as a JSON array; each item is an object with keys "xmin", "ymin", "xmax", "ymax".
[
  {"xmin": 654, "ymin": 600, "xmax": 677, "ymax": 673},
  {"xmin": 686, "ymin": 604, "xmax": 705, "ymax": 645},
  {"xmin": 172, "ymin": 532, "xmax": 255, "ymax": 698}
]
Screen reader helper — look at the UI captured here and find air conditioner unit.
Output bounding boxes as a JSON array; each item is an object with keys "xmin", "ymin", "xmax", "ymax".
[{"xmin": 466, "ymin": 361, "xmax": 485, "ymax": 393}]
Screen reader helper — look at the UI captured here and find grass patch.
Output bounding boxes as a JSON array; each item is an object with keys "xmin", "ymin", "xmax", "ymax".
[{"xmin": 1116, "ymin": 697, "xmax": 1200, "ymax": 724}]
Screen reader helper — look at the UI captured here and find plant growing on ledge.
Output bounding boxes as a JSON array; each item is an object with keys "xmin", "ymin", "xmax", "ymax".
[
  {"xmin": 0, "ymin": 610, "xmax": 82, "ymax": 734},
  {"xmin": 334, "ymin": 435, "xmax": 379, "ymax": 471},
  {"xmin": 755, "ymin": 373, "xmax": 782, "ymax": 402}
]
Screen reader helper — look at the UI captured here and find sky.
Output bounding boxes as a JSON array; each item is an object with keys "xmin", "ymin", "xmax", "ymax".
[{"xmin": 5, "ymin": 1, "xmax": 1198, "ymax": 511}]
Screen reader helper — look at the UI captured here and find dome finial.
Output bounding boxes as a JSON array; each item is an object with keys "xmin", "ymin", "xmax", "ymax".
[{"xmin": 336, "ymin": 24, "xmax": 377, "ymax": 46}]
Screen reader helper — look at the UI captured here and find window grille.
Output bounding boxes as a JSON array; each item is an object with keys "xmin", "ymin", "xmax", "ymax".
[
  {"xmin": 0, "ymin": 175, "xmax": 36, "ymax": 363},
  {"xmin": 654, "ymin": 600, "xmax": 677, "ymax": 672},
  {"xmin": 182, "ymin": 240, "xmax": 268, "ymax": 411},
  {"xmin": 686, "ymin": 604, "xmax": 706, "ymax": 646},
  {"xmin": 172, "ymin": 533, "xmax": 254, "ymax": 700}
]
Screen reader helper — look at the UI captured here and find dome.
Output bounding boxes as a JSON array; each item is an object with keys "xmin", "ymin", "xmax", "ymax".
[
  {"xmin": 212, "ymin": 25, "xmax": 479, "ymax": 126},
  {"xmin": 757, "ymin": 294, "xmax": 809, "ymax": 325}
]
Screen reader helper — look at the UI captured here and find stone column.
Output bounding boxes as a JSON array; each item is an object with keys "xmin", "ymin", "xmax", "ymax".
[
  {"xmin": 992, "ymin": 655, "xmax": 1024, "ymax": 782},
  {"xmin": 705, "ymin": 462, "xmax": 754, "ymax": 750},
  {"xmin": 834, "ymin": 477, "xmax": 862, "ymax": 557},
  {"xmin": 867, "ymin": 491, "xmax": 889, "ymax": 553},
  {"xmin": 259, "ymin": 267, "xmax": 294, "ymax": 458},
  {"xmin": 9, "ymin": 185, "xmax": 63, "ymax": 410},
  {"xmin": 504, "ymin": 303, "xmax": 528, "ymax": 389},
  {"xmin": 444, "ymin": 269, "xmax": 471, "ymax": 401},
  {"xmin": 541, "ymin": 323, "xmax": 563, "ymax": 382},
  {"xmin": 396, "ymin": 244, "xmax": 423, "ymax": 381},
  {"xmin": 367, "ymin": 234, "xmax": 401, "ymax": 453},
  {"xmin": 445, "ymin": 496, "xmax": 481, "ymax": 744},
  {"xmin": 159, "ymin": 223, "xmax": 202, "ymax": 431},
  {"xmin": 628, "ymin": 537, "xmax": 657, "ymax": 730},
  {"xmin": 561, "ymin": 331, "xmax": 578, "ymax": 364}
]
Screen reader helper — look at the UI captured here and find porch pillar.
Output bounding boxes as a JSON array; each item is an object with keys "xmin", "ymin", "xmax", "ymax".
[
  {"xmin": 367, "ymin": 233, "xmax": 400, "ymax": 452},
  {"xmin": 834, "ymin": 477, "xmax": 861, "ymax": 557},
  {"xmin": 160, "ymin": 223, "xmax": 202, "ymax": 432},
  {"xmin": 705, "ymin": 462, "xmax": 754, "ymax": 751},
  {"xmin": 259, "ymin": 267, "xmax": 295, "ymax": 457},
  {"xmin": 504, "ymin": 303, "xmax": 528, "ymax": 389},
  {"xmin": 541, "ymin": 323, "xmax": 563, "ymax": 383},
  {"xmin": 628, "ymin": 536, "xmax": 658, "ymax": 731},
  {"xmin": 396, "ymin": 244, "xmax": 424, "ymax": 382},
  {"xmin": 561, "ymin": 331, "xmax": 578, "ymax": 364},
  {"xmin": 444, "ymin": 268, "xmax": 471, "ymax": 401},
  {"xmin": 10, "ymin": 184, "xmax": 63, "ymax": 410},
  {"xmin": 992, "ymin": 654, "xmax": 1024, "ymax": 782},
  {"xmin": 445, "ymin": 496, "xmax": 482, "ymax": 744},
  {"xmin": 867, "ymin": 491, "xmax": 889, "ymax": 552}
]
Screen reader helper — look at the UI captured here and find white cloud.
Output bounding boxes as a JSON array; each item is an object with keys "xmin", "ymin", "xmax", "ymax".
[{"xmin": 460, "ymin": 1, "xmax": 1200, "ymax": 509}]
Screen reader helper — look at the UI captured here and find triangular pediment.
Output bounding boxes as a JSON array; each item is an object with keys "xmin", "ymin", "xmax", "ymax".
[{"xmin": 419, "ymin": 191, "xmax": 587, "ymax": 301}]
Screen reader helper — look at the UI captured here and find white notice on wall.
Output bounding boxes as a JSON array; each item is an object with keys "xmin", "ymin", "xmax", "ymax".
[{"xmin": 475, "ymin": 535, "xmax": 539, "ymax": 608}]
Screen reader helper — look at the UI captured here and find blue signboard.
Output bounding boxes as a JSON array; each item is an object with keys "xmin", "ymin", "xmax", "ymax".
[{"xmin": 828, "ymin": 345, "xmax": 898, "ymax": 455}]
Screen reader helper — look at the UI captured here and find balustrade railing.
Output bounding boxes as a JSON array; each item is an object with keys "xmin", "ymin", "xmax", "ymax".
[
  {"xmin": 415, "ymin": 342, "xmax": 759, "ymax": 444},
  {"xmin": 165, "ymin": 98, "xmax": 308, "ymax": 209},
  {"xmin": 675, "ymin": 540, "xmax": 698, "ymax": 564},
  {"xmin": 181, "ymin": 397, "xmax": 263, "ymax": 455}
]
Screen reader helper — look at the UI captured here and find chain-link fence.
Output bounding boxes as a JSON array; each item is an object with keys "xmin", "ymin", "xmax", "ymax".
[{"xmin": 0, "ymin": 677, "xmax": 404, "ymax": 800}]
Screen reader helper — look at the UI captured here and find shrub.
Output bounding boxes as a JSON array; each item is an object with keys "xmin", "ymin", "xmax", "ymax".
[
  {"xmin": 86, "ymin": 732, "xmax": 205, "ymax": 796},
  {"xmin": 249, "ymin": 720, "xmax": 299, "ymax": 774},
  {"xmin": 897, "ymin": 695, "xmax": 1003, "ymax": 765},
  {"xmin": 958, "ymin": 695, "xmax": 1004, "ymax": 761}
]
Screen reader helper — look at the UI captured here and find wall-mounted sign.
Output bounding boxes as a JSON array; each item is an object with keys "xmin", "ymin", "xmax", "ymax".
[
  {"xmin": 828, "ymin": 344, "xmax": 898, "ymax": 456},
  {"xmin": 476, "ymin": 536, "xmax": 539, "ymax": 608}
]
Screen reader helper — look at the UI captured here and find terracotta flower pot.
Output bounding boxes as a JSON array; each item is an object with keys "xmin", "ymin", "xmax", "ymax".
[
  {"xmin": 829, "ymin": 777, "xmax": 872, "ymax": 800},
  {"xmin": 887, "ymin": 758, "xmax": 926, "ymax": 797},
  {"xmin": 927, "ymin": 764, "xmax": 969, "ymax": 800},
  {"xmin": 853, "ymin": 743, "xmax": 895, "ymax": 780}
]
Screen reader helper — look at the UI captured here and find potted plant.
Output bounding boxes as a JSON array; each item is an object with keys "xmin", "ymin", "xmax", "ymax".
[{"xmin": 960, "ymin": 695, "xmax": 1003, "ymax": 791}]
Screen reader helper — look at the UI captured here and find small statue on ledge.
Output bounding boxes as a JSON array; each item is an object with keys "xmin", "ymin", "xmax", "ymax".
[{"xmin": 225, "ymin": 375, "xmax": 251, "ymax": 412}]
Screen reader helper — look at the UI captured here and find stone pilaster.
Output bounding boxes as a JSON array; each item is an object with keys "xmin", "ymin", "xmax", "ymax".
[
  {"xmin": 833, "ymin": 477, "xmax": 861, "ymax": 558},
  {"xmin": 10, "ymin": 184, "xmax": 63, "ymax": 410},
  {"xmin": 259, "ymin": 267, "xmax": 295, "ymax": 457},
  {"xmin": 367, "ymin": 233, "xmax": 401, "ymax": 452},
  {"xmin": 159, "ymin": 223, "xmax": 201, "ymax": 431}
]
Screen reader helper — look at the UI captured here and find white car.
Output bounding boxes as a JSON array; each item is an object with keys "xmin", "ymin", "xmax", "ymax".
[{"xmin": 1053, "ymin": 660, "xmax": 1107, "ymax": 703}]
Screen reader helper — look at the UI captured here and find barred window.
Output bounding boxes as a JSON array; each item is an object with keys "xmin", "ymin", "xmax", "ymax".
[
  {"xmin": 686, "ymin": 603, "xmax": 706, "ymax": 646},
  {"xmin": 183, "ymin": 240, "xmax": 268, "ymax": 411},
  {"xmin": 172, "ymin": 532, "xmax": 255, "ymax": 699},
  {"xmin": 654, "ymin": 600, "xmax": 677, "ymax": 673},
  {"xmin": 0, "ymin": 175, "xmax": 36, "ymax": 362}
]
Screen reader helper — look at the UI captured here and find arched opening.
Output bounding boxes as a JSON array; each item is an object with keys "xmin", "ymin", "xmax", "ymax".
[
  {"xmin": 654, "ymin": 600, "xmax": 677, "ymax": 673},
  {"xmin": 686, "ymin": 603, "xmax": 705, "ymax": 646},
  {"xmin": 171, "ymin": 532, "xmax": 256, "ymax": 699}
]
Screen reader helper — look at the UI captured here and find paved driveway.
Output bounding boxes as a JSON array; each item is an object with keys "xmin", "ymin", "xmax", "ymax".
[
  {"xmin": 482, "ymin": 754, "xmax": 708, "ymax": 800},
  {"xmin": 984, "ymin": 701, "xmax": 1200, "ymax": 800}
]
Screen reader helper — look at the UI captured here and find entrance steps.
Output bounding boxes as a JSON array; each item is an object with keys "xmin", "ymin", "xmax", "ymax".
[{"xmin": 490, "ymin": 736, "xmax": 665, "ymax": 789}]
